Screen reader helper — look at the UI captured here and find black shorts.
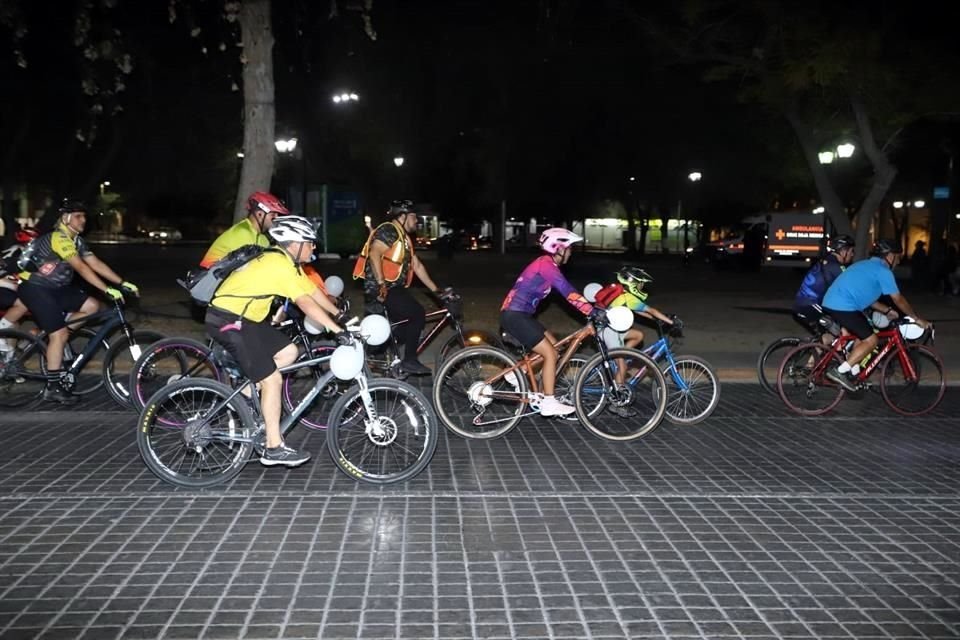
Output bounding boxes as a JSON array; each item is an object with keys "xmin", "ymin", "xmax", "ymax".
[
  {"xmin": 500, "ymin": 310, "xmax": 546, "ymax": 350},
  {"xmin": 17, "ymin": 281, "xmax": 89, "ymax": 333},
  {"xmin": 205, "ymin": 308, "xmax": 292, "ymax": 383},
  {"xmin": 823, "ymin": 307, "xmax": 873, "ymax": 340},
  {"xmin": 0, "ymin": 286, "xmax": 16, "ymax": 311},
  {"xmin": 792, "ymin": 303, "xmax": 825, "ymax": 334}
]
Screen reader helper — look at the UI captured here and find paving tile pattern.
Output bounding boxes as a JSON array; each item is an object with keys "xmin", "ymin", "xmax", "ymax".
[{"xmin": 0, "ymin": 385, "xmax": 958, "ymax": 639}]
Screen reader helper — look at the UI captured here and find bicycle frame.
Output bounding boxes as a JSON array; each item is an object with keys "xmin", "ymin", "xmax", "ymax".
[
  {"xmin": 389, "ymin": 306, "xmax": 462, "ymax": 356},
  {"xmin": 813, "ymin": 326, "xmax": 918, "ymax": 384}
]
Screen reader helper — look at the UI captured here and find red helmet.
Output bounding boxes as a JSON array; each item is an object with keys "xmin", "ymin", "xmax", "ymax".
[
  {"xmin": 247, "ymin": 191, "xmax": 290, "ymax": 216},
  {"xmin": 14, "ymin": 227, "xmax": 39, "ymax": 244}
]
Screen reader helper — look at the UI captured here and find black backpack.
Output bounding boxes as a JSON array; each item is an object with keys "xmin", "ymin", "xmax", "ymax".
[{"xmin": 178, "ymin": 244, "xmax": 277, "ymax": 305}]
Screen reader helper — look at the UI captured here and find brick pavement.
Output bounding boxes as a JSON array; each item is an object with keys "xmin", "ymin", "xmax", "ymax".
[{"xmin": 0, "ymin": 383, "xmax": 958, "ymax": 639}]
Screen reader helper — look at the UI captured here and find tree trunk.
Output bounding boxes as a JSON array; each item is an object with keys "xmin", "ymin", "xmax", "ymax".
[
  {"xmin": 234, "ymin": 0, "xmax": 277, "ymax": 222},
  {"xmin": 850, "ymin": 96, "xmax": 897, "ymax": 258}
]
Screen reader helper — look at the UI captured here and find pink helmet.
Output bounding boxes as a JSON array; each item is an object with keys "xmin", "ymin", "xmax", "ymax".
[{"xmin": 539, "ymin": 227, "xmax": 584, "ymax": 255}]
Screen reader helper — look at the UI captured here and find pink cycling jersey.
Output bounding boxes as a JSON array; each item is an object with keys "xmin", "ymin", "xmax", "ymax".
[{"xmin": 501, "ymin": 255, "xmax": 593, "ymax": 315}]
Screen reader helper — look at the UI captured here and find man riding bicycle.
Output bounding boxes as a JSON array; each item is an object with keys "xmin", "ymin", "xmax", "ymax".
[
  {"xmin": 200, "ymin": 191, "xmax": 287, "ymax": 268},
  {"xmin": 0, "ymin": 227, "xmax": 39, "ymax": 330},
  {"xmin": 11, "ymin": 199, "xmax": 138, "ymax": 404},
  {"xmin": 822, "ymin": 239, "xmax": 931, "ymax": 391},
  {"xmin": 793, "ymin": 234, "xmax": 855, "ymax": 337},
  {"xmin": 500, "ymin": 227, "xmax": 598, "ymax": 418},
  {"xmin": 206, "ymin": 215, "xmax": 343, "ymax": 467},
  {"xmin": 353, "ymin": 199, "xmax": 448, "ymax": 376}
]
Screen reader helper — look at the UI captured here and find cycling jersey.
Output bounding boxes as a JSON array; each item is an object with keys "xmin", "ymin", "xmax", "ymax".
[
  {"xmin": 593, "ymin": 283, "xmax": 649, "ymax": 313},
  {"xmin": 794, "ymin": 254, "xmax": 844, "ymax": 307},
  {"xmin": 18, "ymin": 223, "xmax": 93, "ymax": 288},
  {"xmin": 210, "ymin": 250, "xmax": 317, "ymax": 322},
  {"xmin": 822, "ymin": 257, "xmax": 898, "ymax": 312},
  {"xmin": 501, "ymin": 255, "xmax": 593, "ymax": 315},
  {"xmin": 200, "ymin": 218, "xmax": 269, "ymax": 268}
]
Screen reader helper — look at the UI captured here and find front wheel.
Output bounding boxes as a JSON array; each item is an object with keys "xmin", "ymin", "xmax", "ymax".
[
  {"xmin": 880, "ymin": 344, "xmax": 945, "ymax": 416},
  {"xmin": 661, "ymin": 355, "xmax": 721, "ymax": 425},
  {"xmin": 573, "ymin": 348, "xmax": 667, "ymax": 442},
  {"xmin": 327, "ymin": 378, "xmax": 438, "ymax": 484},
  {"xmin": 776, "ymin": 343, "xmax": 845, "ymax": 416},
  {"xmin": 102, "ymin": 330, "xmax": 166, "ymax": 408},
  {"xmin": 137, "ymin": 378, "xmax": 255, "ymax": 488},
  {"xmin": 757, "ymin": 337, "xmax": 802, "ymax": 395}
]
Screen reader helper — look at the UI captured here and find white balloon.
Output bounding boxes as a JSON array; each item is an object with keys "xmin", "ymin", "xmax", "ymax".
[
  {"xmin": 324, "ymin": 275, "xmax": 344, "ymax": 297},
  {"xmin": 870, "ymin": 311, "xmax": 890, "ymax": 329},
  {"xmin": 303, "ymin": 317, "xmax": 324, "ymax": 335},
  {"xmin": 606, "ymin": 306, "xmax": 634, "ymax": 332},
  {"xmin": 330, "ymin": 343, "xmax": 364, "ymax": 380},
  {"xmin": 583, "ymin": 282, "xmax": 602, "ymax": 303},
  {"xmin": 360, "ymin": 314, "xmax": 391, "ymax": 346},
  {"xmin": 898, "ymin": 322, "xmax": 924, "ymax": 341}
]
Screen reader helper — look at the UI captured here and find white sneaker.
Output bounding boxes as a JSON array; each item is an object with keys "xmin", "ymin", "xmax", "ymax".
[{"xmin": 539, "ymin": 395, "xmax": 576, "ymax": 417}]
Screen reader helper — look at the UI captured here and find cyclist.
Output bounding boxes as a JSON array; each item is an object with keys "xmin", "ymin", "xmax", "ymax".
[
  {"xmin": 199, "ymin": 191, "xmax": 288, "ymax": 268},
  {"xmin": 592, "ymin": 266, "xmax": 676, "ymax": 350},
  {"xmin": 500, "ymin": 227, "xmax": 597, "ymax": 417},
  {"xmin": 353, "ymin": 199, "xmax": 448, "ymax": 375},
  {"xmin": 14, "ymin": 200, "xmax": 138, "ymax": 403},
  {"xmin": 0, "ymin": 227, "xmax": 39, "ymax": 327},
  {"xmin": 206, "ymin": 215, "xmax": 343, "ymax": 467},
  {"xmin": 822, "ymin": 238, "xmax": 931, "ymax": 390},
  {"xmin": 792, "ymin": 234, "xmax": 855, "ymax": 337}
]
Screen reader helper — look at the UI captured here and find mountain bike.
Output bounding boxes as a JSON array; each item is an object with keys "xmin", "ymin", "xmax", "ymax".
[
  {"xmin": 776, "ymin": 317, "xmax": 944, "ymax": 416},
  {"xmin": 432, "ymin": 315, "xmax": 667, "ymax": 442},
  {"xmin": 137, "ymin": 318, "xmax": 438, "ymax": 488},
  {"xmin": 0, "ymin": 295, "xmax": 163, "ymax": 408}
]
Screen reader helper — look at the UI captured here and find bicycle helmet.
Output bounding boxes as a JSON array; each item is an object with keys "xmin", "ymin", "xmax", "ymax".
[
  {"xmin": 14, "ymin": 227, "xmax": 38, "ymax": 244},
  {"xmin": 538, "ymin": 227, "xmax": 583, "ymax": 255},
  {"xmin": 616, "ymin": 266, "xmax": 653, "ymax": 297},
  {"xmin": 871, "ymin": 238, "xmax": 903, "ymax": 257},
  {"xmin": 829, "ymin": 235, "xmax": 855, "ymax": 251},
  {"xmin": 386, "ymin": 199, "xmax": 415, "ymax": 218},
  {"xmin": 58, "ymin": 199, "xmax": 88, "ymax": 215},
  {"xmin": 268, "ymin": 215, "xmax": 316, "ymax": 244},
  {"xmin": 247, "ymin": 191, "xmax": 290, "ymax": 216}
]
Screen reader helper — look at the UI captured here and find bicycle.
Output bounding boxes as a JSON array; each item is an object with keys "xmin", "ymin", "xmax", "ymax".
[
  {"xmin": 776, "ymin": 317, "xmax": 944, "ymax": 416},
  {"xmin": 364, "ymin": 290, "xmax": 502, "ymax": 377},
  {"xmin": 431, "ymin": 312, "xmax": 667, "ymax": 442},
  {"xmin": 0, "ymin": 295, "xmax": 164, "ymax": 408},
  {"xmin": 137, "ymin": 316, "xmax": 438, "ymax": 488},
  {"xmin": 756, "ymin": 306, "xmax": 835, "ymax": 395}
]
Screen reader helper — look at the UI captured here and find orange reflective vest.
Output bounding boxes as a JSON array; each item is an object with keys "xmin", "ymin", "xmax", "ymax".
[{"xmin": 352, "ymin": 221, "xmax": 415, "ymax": 286}]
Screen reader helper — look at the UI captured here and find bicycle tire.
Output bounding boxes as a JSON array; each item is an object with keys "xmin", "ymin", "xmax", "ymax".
[
  {"xmin": 776, "ymin": 342, "xmax": 845, "ymax": 416},
  {"xmin": 282, "ymin": 344, "xmax": 339, "ymax": 430},
  {"xmin": 102, "ymin": 331, "xmax": 166, "ymax": 409},
  {"xmin": 66, "ymin": 328, "xmax": 110, "ymax": 395},
  {"xmin": 879, "ymin": 343, "xmax": 945, "ymax": 416},
  {"xmin": 0, "ymin": 328, "xmax": 47, "ymax": 408},
  {"xmin": 661, "ymin": 355, "xmax": 721, "ymax": 425},
  {"xmin": 137, "ymin": 377, "xmax": 255, "ymax": 488},
  {"xmin": 573, "ymin": 348, "xmax": 667, "ymax": 442},
  {"xmin": 128, "ymin": 337, "xmax": 225, "ymax": 413},
  {"xmin": 326, "ymin": 378, "xmax": 438, "ymax": 484},
  {"xmin": 757, "ymin": 336, "xmax": 803, "ymax": 395},
  {"xmin": 432, "ymin": 345, "xmax": 528, "ymax": 440}
]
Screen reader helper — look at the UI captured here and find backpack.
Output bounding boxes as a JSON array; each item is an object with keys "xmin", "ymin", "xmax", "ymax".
[
  {"xmin": 178, "ymin": 244, "xmax": 276, "ymax": 305},
  {"xmin": 14, "ymin": 239, "xmax": 40, "ymax": 273}
]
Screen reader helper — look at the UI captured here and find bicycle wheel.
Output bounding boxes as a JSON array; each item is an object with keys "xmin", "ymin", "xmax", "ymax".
[
  {"xmin": 137, "ymin": 377, "xmax": 255, "ymax": 488},
  {"xmin": 282, "ymin": 344, "xmax": 339, "ymax": 430},
  {"xmin": 776, "ymin": 343, "xmax": 845, "ymax": 416},
  {"xmin": 880, "ymin": 344, "xmax": 945, "ymax": 416},
  {"xmin": 102, "ymin": 331, "xmax": 166, "ymax": 408},
  {"xmin": 432, "ymin": 345, "xmax": 528, "ymax": 439},
  {"xmin": 757, "ymin": 337, "xmax": 802, "ymax": 395},
  {"xmin": 66, "ymin": 328, "xmax": 110, "ymax": 395},
  {"xmin": 573, "ymin": 348, "xmax": 667, "ymax": 442},
  {"xmin": 327, "ymin": 378, "xmax": 438, "ymax": 484},
  {"xmin": 128, "ymin": 337, "xmax": 224, "ymax": 413},
  {"xmin": 662, "ymin": 355, "xmax": 721, "ymax": 425},
  {"xmin": 0, "ymin": 328, "xmax": 47, "ymax": 408}
]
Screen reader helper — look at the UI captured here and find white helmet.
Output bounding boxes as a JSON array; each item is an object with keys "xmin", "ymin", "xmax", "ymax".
[
  {"xmin": 539, "ymin": 227, "xmax": 583, "ymax": 255},
  {"xmin": 268, "ymin": 215, "xmax": 316, "ymax": 244}
]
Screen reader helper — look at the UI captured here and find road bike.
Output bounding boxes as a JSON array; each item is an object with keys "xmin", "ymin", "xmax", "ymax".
[
  {"xmin": 432, "ymin": 314, "xmax": 667, "ymax": 442},
  {"xmin": 137, "ymin": 317, "xmax": 438, "ymax": 488},
  {"xmin": 776, "ymin": 317, "xmax": 944, "ymax": 416},
  {"xmin": 756, "ymin": 307, "xmax": 836, "ymax": 395},
  {"xmin": 0, "ymin": 295, "xmax": 163, "ymax": 408}
]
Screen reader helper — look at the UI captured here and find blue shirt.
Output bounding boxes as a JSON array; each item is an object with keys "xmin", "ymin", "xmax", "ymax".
[
  {"xmin": 822, "ymin": 257, "xmax": 899, "ymax": 312},
  {"xmin": 794, "ymin": 254, "xmax": 844, "ymax": 307}
]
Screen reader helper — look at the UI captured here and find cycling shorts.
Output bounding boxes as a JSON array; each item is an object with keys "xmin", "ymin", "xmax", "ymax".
[
  {"xmin": 205, "ymin": 307, "xmax": 291, "ymax": 383},
  {"xmin": 17, "ymin": 281, "xmax": 88, "ymax": 333},
  {"xmin": 822, "ymin": 307, "xmax": 873, "ymax": 340},
  {"xmin": 499, "ymin": 310, "xmax": 546, "ymax": 350},
  {"xmin": 0, "ymin": 287, "xmax": 16, "ymax": 311}
]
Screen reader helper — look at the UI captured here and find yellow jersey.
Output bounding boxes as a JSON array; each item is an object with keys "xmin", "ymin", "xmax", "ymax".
[
  {"xmin": 200, "ymin": 218, "xmax": 269, "ymax": 269},
  {"xmin": 210, "ymin": 249, "xmax": 316, "ymax": 322}
]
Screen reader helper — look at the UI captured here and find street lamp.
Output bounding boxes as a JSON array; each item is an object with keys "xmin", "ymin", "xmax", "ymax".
[
  {"xmin": 274, "ymin": 138, "xmax": 298, "ymax": 153},
  {"xmin": 819, "ymin": 142, "xmax": 856, "ymax": 164},
  {"xmin": 688, "ymin": 171, "xmax": 702, "ymax": 182},
  {"xmin": 275, "ymin": 137, "xmax": 305, "ymax": 219},
  {"xmin": 393, "ymin": 156, "xmax": 405, "ymax": 168},
  {"xmin": 332, "ymin": 91, "xmax": 360, "ymax": 104},
  {"xmin": 99, "ymin": 180, "xmax": 110, "ymax": 196},
  {"xmin": 678, "ymin": 171, "xmax": 703, "ymax": 251}
]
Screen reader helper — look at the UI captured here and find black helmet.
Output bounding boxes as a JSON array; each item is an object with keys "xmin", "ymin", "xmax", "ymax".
[
  {"xmin": 871, "ymin": 238, "xmax": 903, "ymax": 257},
  {"xmin": 58, "ymin": 199, "xmax": 88, "ymax": 215},
  {"xmin": 830, "ymin": 235, "xmax": 855, "ymax": 251},
  {"xmin": 386, "ymin": 199, "xmax": 414, "ymax": 218}
]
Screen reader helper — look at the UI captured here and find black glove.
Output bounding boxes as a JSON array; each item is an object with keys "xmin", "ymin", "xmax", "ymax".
[
  {"xmin": 588, "ymin": 307, "xmax": 607, "ymax": 325},
  {"xmin": 334, "ymin": 331, "xmax": 353, "ymax": 346}
]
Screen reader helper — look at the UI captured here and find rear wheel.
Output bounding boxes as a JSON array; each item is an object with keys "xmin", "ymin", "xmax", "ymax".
[
  {"xmin": 102, "ymin": 331, "xmax": 166, "ymax": 408},
  {"xmin": 434, "ymin": 330, "xmax": 504, "ymax": 370},
  {"xmin": 776, "ymin": 343, "xmax": 845, "ymax": 416},
  {"xmin": 128, "ymin": 337, "xmax": 224, "ymax": 413},
  {"xmin": 880, "ymin": 344, "xmax": 945, "ymax": 416},
  {"xmin": 757, "ymin": 337, "xmax": 802, "ymax": 395},
  {"xmin": 661, "ymin": 355, "xmax": 721, "ymax": 425},
  {"xmin": 0, "ymin": 328, "xmax": 47, "ymax": 408}
]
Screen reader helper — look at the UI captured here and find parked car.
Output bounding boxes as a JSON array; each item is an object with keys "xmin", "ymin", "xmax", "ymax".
[{"xmin": 147, "ymin": 227, "xmax": 183, "ymax": 242}]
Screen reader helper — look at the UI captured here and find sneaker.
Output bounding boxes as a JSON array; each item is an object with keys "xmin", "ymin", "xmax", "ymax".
[
  {"xmin": 260, "ymin": 443, "xmax": 311, "ymax": 467},
  {"xmin": 539, "ymin": 395, "xmax": 576, "ymax": 417},
  {"xmin": 43, "ymin": 384, "xmax": 79, "ymax": 405},
  {"xmin": 399, "ymin": 359, "xmax": 431, "ymax": 376},
  {"xmin": 825, "ymin": 367, "xmax": 858, "ymax": 392}
]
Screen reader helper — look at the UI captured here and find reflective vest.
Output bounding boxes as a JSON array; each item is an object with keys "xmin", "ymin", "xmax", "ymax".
[{"xmin": 352, "ymin": 221, "xmax": 415, "ymax": 286}]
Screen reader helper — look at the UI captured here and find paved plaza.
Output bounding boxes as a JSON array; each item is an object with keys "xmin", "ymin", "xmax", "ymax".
[{"xmin": 0, "ymin": 381, "xmax": 958, "ymax": 640}]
